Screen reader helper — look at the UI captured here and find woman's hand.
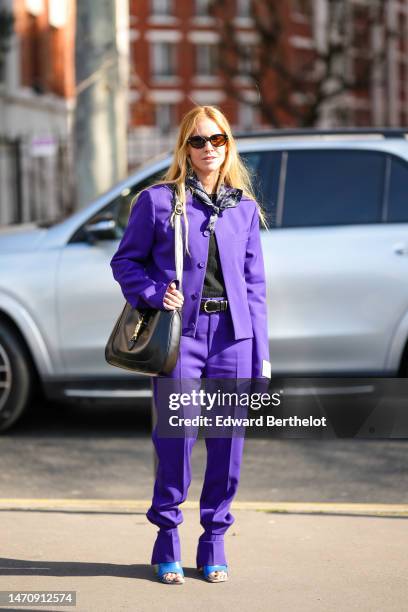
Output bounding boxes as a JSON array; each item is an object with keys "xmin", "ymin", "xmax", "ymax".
[{"xmin": 163, "ymin": 282, "xmax": 184, "ymax": 310}]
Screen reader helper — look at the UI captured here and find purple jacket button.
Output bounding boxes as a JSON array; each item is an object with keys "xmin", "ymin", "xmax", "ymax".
[
  {"xmin": 203, "ymin": 230, "xmax": 210, "ymax": 237},
  {"xmin": 198, "ymin": 262, "xmax": 205, "ymax": 268},
  {"xmin": 192, "ymin": 292, "xmax": 198, "ymax": 299}
]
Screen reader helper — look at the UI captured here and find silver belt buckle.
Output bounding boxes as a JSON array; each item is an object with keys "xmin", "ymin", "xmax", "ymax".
[{"xmin": 203, "ymin": 299, "xmax": 218, "ymax": 313}]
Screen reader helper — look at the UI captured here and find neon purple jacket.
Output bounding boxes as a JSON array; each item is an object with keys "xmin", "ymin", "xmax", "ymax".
[{"xmin": 110, "ymin": 183, "xmax": 271, "ymax": 378}]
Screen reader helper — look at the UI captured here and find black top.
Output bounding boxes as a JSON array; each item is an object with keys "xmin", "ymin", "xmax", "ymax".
[{"xmin": 202, "ymin": 193, "xmax": 226, "ymax": 298}]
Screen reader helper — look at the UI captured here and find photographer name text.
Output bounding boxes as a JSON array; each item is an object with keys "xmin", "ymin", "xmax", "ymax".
[{"xmin": 168, "ymin": 415, "xmax": 327, "ymax": 428}]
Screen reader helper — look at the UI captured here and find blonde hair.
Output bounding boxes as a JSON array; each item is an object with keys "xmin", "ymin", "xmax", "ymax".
[{"xmin": 130, "ymin": 105, "xmax": 269, "ymax": 255}]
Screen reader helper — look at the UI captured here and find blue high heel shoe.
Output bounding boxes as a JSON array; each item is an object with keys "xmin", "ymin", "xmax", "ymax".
[
  {"xmin": 198, "ymin": 564, "xmax": 228, "ymax": 583},
  {"xmin": 154, "ymin": 561, "xmax": 185, "ymax": 584}
]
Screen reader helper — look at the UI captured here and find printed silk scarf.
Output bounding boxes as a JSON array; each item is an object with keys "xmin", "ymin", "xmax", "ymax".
[{"xmin": 185, "ymin": 169, "xmax": 243, "ymax": 234}]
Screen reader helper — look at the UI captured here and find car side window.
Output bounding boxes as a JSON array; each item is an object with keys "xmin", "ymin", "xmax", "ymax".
[
  {"xmin": 240, "ymin": 151, "xmax": 266, "ymax": 205},
  {"xmin": 282, "ymin": 150, "xmax": 386, "ymax": 228},
  {"xmin": 109, "ymin": 187, "xmax": 140, "ymax": 238},
  {"xmin": 240, "ymin": 150, "xmax": 281, "ymax": 228},
  {"xmin": 70, "ymin": 169, "xmax": 168, "ymax": 243},
  {"xmin": 387, "ymin": 156, "xmax": 408, "ymax": 223},
  {"xmin": 115, "ymin": 169, "xmax": 168, "ymax": 237}
]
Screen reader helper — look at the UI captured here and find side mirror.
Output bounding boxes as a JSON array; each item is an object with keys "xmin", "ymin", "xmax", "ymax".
[{"xmin": 85, "ymin": 213, "xmax": 117, "ymax": 241}]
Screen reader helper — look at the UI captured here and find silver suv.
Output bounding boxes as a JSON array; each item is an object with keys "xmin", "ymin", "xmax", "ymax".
[{"xmin": 1, "ymin": 128, "xmax": 408, "ymax": 431}]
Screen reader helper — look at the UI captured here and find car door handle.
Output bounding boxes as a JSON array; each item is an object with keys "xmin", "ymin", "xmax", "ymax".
[{"xmin": 393, "ymin": 243, "xmax": 408, "ymax": 256}]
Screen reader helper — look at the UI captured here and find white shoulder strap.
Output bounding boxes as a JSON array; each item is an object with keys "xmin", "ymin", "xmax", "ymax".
[{"xmin": 172, "ymin": 187, "xmax": 184, "ymax": 294}]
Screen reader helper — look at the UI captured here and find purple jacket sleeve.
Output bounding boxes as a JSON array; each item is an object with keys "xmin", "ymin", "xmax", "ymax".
[
  {"xmin": 110, "ymin": 189, "xmax": 177, "ymax": 310},
  {"xmin": 244, "ymin": 203, "xmax": 271, "ymax": 379}
]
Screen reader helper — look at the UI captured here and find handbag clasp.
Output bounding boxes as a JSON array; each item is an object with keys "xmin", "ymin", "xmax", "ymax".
[{"xmin": 128, "ymin": 313, "xmax": 145, "ymax": 349}]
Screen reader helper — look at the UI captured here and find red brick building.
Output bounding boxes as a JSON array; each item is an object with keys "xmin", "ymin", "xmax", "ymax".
[
  {"xmin": 128, "ymin": 0, "xmax": 408, "ymax": 167},
  {"xmin": 0, "ymin": 0, "xmax": 76, "ymax": 224},
  {"xmin": 15, "ymin": 0, "xmax": 76, "ymax": 98},
  {"xmin": 128, "ymin": 0, "xmax": 268, "ymax": 143}
]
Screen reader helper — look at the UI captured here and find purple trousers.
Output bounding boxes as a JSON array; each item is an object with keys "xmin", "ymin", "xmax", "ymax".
[{"xmin": 146, "ymin": 298, "xmax": 252, "ymax": 567}]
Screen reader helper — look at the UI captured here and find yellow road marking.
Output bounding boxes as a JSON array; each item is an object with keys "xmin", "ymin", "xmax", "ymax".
[{"xmin": 0, "ymin": 499, "xmax": 407, "ymax": 517}]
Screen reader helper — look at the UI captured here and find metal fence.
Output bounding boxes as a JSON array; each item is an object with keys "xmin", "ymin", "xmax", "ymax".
[
  {"xmin": 128, "ymin": 127, "xmax": 178, "ymax": 170},
  {"xmin": 0, "ymin": 135, "xmax": 75, "ymax": 226}
]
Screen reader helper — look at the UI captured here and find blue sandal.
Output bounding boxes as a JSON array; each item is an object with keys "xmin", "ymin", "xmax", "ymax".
[
  {"xmin": 154, "ymin": 561, "xmax": 185, "ymax": 584},
  {"xmin": 198, "ymin": 565, "xmax": 228, "ymax": 583}
]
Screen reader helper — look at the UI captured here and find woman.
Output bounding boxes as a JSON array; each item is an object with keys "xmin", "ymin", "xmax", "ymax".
[{"xmin": 110, "ymin": 105, "xmax": 271, "ymax": 584}]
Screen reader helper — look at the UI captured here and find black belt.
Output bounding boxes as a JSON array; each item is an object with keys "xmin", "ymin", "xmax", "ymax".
[{"xmin": 200, "ymin": 298, "xmax": 228, "ymax": 313}]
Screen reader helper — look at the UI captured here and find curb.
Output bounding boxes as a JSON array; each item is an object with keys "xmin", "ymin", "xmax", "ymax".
[{"xmin": 0, "ymin": 499, "xmax": 407, "ymax": 517}]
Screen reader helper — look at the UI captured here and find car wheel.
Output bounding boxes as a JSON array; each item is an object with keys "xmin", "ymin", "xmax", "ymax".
[
  {"xmin": 0, "ymin": 322, "xmax": 33, "ymax": 432},
  {"xmin": 398, "ymin": 340, "xmax": 408, "ymax": 378}
]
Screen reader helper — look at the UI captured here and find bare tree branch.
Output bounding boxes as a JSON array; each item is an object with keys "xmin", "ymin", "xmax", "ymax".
[{"xmin": 209, "ymin": 0, "xmax": 397, "ymax": 127}]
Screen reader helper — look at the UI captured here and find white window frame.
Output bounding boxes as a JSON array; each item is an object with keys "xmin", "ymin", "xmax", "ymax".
[
  {"xmin": 151, "ymin": 41, "xmax": 177, "ymax": 77},
  {"xmin": 195, "ymin": 43, "xmax": 218, "ymax": 76},
  {"xmin": 195, "ymin": 0, "xmax": 211, "ymax": 16},
  {"xmin": 238, "ymin": 100, "xmax": 259, "ymax": 130},
  {"xmin": 155, "ymin": 102, "xmax": 175, "ymax": 132},
  {"xmin": 238, "ymin": 43, "xmax": 258, "ymax": 75},
  {"xmin": 25, "ymin": 0, "xmax": 44, "ymax": 16},
  {"xmin": 236, "ymin": 0, "xmax": 251, "ymax": 18},
  {"xmin": 48, "ymin": 0, "xmax": 68, "ymax": 28},
  {"xmin": 151, "ymin": 0, "xmax": 173, "ymax": 16}
]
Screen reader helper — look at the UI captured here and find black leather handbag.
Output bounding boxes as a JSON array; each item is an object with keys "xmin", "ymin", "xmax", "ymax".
[{"xmin": 105, "ymin": 186, "xmax": 184, "ymax": 376}]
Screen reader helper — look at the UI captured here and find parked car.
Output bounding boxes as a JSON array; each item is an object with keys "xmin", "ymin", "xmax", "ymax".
[{"xmin": 1, "ymin": 127, "xmax": 408, "ymax": 432}]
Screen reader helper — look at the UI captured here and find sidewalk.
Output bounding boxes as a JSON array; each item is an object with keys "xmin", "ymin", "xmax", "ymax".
[{"xmin": 1, "ymin": 500, "xmax": 407, "ymax": 612}]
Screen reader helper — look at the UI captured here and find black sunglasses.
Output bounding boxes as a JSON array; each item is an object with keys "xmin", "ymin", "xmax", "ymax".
[{"xmin": 187, "ymin": 133, "xmax": 228, "ymax": 149}]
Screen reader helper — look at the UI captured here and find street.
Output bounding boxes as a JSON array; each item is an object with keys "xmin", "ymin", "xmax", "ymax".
[
  {"xmin": 1, "ymin": 399, "xmax": 407, "ymax": 612},
  {"xmin": 1, "ymin": 399, "xmax": 407, "ymax": 504}
]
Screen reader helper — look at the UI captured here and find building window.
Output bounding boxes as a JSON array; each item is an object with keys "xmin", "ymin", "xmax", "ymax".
[
  {"xmin": 195, "ymin": 44, "xmax": 218, "ymax": 76},
  {"xmin": 151, "ymin": 0, "xmax": 173, "ymax": 16},
  {"xmin": 236, "ymin": 0, "xmax": 251, "ymax": 18},
  {"xmin": 238, "ymin": 102, "xmax": 258, "ymax": 130},
  {"xmin": 25, "ymin": 0, "xmax": 44, "ymax": 16},
  {"xmin": 291, "ymin": 0, "xmax": 313, "ymax": 20},
  {"xmin": 49, "ymin": 0, "xmax": 68, "ymax": 28},
  {"xmin": 155, "ymin": 103, "xmax": 175, "ymax": 133},
  {"xmin": 195, "ymin": 0, "xmax": 211, "ymax": 16},
  {"xmin": 151, "ymin": 42, "xmax": 177, "ymax": 77},
  {"xmin": 0, "ymin": 8, "xmax": 14, "ymax": 85},
  {"xmin": 238, "ymin": 44, "xmax": 258, "ymax": 76},
  {"xmin": 26, "ymin": 13, "xmax": 43, "ymax": 93}
]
